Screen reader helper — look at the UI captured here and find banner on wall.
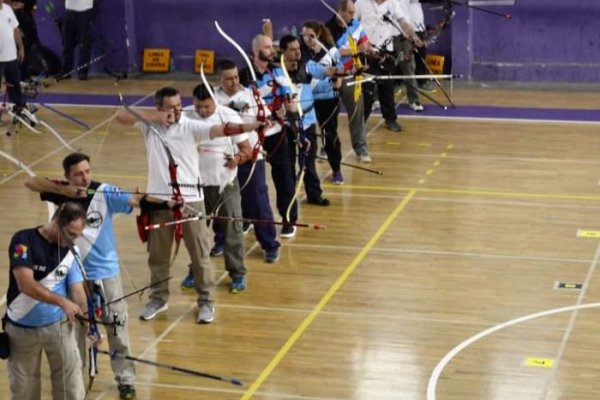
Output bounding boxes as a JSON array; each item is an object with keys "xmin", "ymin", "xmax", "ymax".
[
  {"xmin": 142, "ymin": 49, "xmax": 171, "ymax": 73},
  {"xmin": 194, "ymin": 50, "xmax": 215, "ymax": 74}
]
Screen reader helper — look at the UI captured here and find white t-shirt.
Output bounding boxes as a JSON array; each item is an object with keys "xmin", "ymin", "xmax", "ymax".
[
  {"xmin": 65, "ymin": 0, "xmax": 94, "ymax": 11},
  {"xmin": 183, "ymin": 105, "xmax": 248, "ymax": 190},
  {"xmin": 355, "ymin": 0, "xmax": 409, "ymax": 50},
  {"xmin": 136, "ymin": 115, "xmax": 212, "ymax": 202},
  {"xmin": 0, "ymin": 5, "xmax": 18, "ymax": 62},
  {"xmin": 214, "ymin": 86, "xmax": 283, "ymax": 161},
  {"xmin": 408, "ymin": 0, "xmax": 425, "ymax": 32}
]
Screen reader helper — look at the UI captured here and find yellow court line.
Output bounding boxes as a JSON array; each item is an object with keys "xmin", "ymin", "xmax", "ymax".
[
  {"xmin": 321, "ymin": 183, "xmax": 600, "ymax": 202},
  {"xmin": 240, "ymin": 189, "xmax": 417, "ymax": 400}
]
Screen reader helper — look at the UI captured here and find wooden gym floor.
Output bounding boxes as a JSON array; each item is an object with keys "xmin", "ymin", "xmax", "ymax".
[{"xmin": 1, "ymin": 77, "xmax": 600, "ymax": 400}]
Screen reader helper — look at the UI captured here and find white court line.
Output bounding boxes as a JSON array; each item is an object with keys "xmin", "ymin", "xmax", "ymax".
[
  {"xmin": 426, "ymin": 244, "xmax": 600, "ymax": 400},
  {"xmin": 392, "ymin": 114, "xmax": 600, "ymax": 126},
  {"xmin": 427, "ymin": 301, "xmax": 600, "ymax": 400},
  {"xmin": 93, "ymin": 238, "xmax": 259, "ymax": 399},
  {"xmin": 0, "ymin": 88, "xmax": 166, "ymax": 309},
  {"xmin": 538, "ymin": 242, "xmax": 600, "ymax": 399},
  {"xmin": 92, "ymin": 271, "xmax": 229, "ymax": 400}
]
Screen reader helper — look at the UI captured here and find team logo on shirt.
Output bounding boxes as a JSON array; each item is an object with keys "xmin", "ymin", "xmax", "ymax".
[
  {"xmin": 86, "ymin": 211, "xmax": 103, "ymax": 228},
  {"xmin": 12, "ymin": 244, "xmax": 28, "ymax": 260},
  {"xmin": 55, "ymin": 264, "xmax": 69, "ymax": 279}
]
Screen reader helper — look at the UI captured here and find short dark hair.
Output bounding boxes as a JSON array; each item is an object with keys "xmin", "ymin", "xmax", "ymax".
[
  {"xmin": 192, "ymin": 84, "xmax": 213, "ymax": 101},
  {"xmin": 217, "ymin": 59, "xmax": 238, "ymax": 75},
  {"xmin": 62, "ymin": 152, "xmax": 90, "ymax": 175},
  {"xmin": 155, "ymin": 87, "xmax": 179, "ymax": 107},
  {"xmin": 53, "ymin": 202, "xmax": 87, "ymax": 228},
  {"xmin": 279, "ymin": 34, "xmax": 300, "ymax": 51}
]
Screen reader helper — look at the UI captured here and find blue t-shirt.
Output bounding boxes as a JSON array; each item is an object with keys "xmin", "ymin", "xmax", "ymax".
[
  {"xmin": 41, "ymin": 181, "xmax": 133, "ymax": 280},
  {"xmin": 7, "ymin": 228, "xmax": 84, "ymax": 327}
]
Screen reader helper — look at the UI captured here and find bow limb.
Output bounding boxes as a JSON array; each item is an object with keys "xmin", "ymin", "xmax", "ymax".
[{"xmin": 200, "ymin": 62, "xmax": 226, "ymax": 123}]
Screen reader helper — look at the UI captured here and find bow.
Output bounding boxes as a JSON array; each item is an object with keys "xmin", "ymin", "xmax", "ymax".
[
  {"xmin": 214, "ymin": 21, "xmax": 272, "ymax": 196},
  {"xmin": 215, "ymin": 21, "xmax": 267, "ymax": 164},
  {"xmin": 60, "ymin": 228, "xmax": 102, "ymax": 395}
]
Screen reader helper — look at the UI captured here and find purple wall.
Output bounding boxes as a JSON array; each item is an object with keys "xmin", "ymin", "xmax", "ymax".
[
  {"xmin": 449, "ymin": 0, "xmax": 600, "ymax": 82},
  {"xmin": 34, "ymin": 0, "xmax": 600, "ymax": 82}
]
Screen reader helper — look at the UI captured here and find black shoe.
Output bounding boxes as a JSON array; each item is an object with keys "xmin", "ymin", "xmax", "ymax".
[
  {"xmin": 307, "ymin": 196, "xmax": 330, "ymax": 206},
  {"xmin": 385, "ymin": 120, "xmax": 403, "ymax": 132},
  {"xmin": 118, "ymin": 384, "xmax": 136, "ymax": 399},
  {"xmin": 78, "ymin": 75, "xmax": 88, "ymax": 81}
]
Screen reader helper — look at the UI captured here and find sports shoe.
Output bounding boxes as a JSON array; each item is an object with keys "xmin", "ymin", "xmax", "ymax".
[
  {"xmin": 11, "ymin": 105, "xmax": 38, "ymax": 127},
  {"xmin": 210, "ymin": 243, "xmax": 224, "ymax": 257},
  {"xmin": 280, "ymin": 225, "xmax": 297, "ymax": 238},
  {"xmin": 118, "ymin": 384, "xmax": 136, "ymax": 400},
  {"xmin": 385, "ymin": 120, "xmax": 403, "ymax": 132},
  {"xmin": 318, "ymin": 147, "xmax": 328, "ymax": 160},
  {"xmin": 139, "ymin": 300, "xmax": 168, "ymax": 321},
  {"xmin": 307, "ymin": 196, "xmax": 330, "ymax": 206},
  {"xmin": 357, "ymin": 154, "xmax": 372, "ymax": 163},
  {"xmin": 180, "ymin": 266, "xmax": 195, "ymax": 291},
  {"xmin": 242, "ymin": 223, "xmax": 253, "ymax": 235},
  {"xmin": 264, "ymin": 248, "xmax": 280, "ymax": 263},
  {"xmin": 332, "ymin": 171, "xmax": 344, "ymax": 185},
  {"xmin": 19, "ymin": 107, "xmax": 39, "ymax": 126},
  {"xmin": 409, "ymin": 102, "xmax": 424, "ymax": 112},
  {"xmin": 197, "ymin": 303, "xmax": 215, "ymax": 324},
  {"xmin": 230, "ymin": 276, "xmax": 246, "ymax": 294}
]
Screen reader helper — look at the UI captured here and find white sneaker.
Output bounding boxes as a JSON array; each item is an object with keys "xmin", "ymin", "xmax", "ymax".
[
  {"xmin": 197, "ymin": 303, "xmax": 215, "ymax": 324},
  {"xmin": 409, "ymin": 102, "xmax": 424, "ymax": 112},
  {"xmin": 280, "ymin": 225, "xmax": 297, "ymax": 238},
  {"xmin": 357, "ymin": 154, "xmax": 372, "ymax": 163},
  {"xmin": 139, "ymin": 301, "xmax": 168, "ymax": 321}
]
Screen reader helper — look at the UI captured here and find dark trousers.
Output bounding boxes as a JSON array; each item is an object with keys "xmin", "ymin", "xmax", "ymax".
[
  {"xmin": 315, "ymin": 98, "xmax": 341, "ymax": 173},
  {"xmin": 263, "ymin": 130, "xmax": 298, "ymax": 224},
  {"xmin": 363, "ymin": 62, "xmax": 397, "ymax": 123},
  {"xmin": 299, "ymin": 124, "xmax": 323, "ymax": 201},
  {"xmin": 0, "ymin": 60, "xmax": 24, "ymax": 107},
  {"xmin": 62, "ymin": 9, "xmax": 93, "ymax": 77},
  {"xmin": 414, "ymin": 31, "xmax": 428, "ymax": 86},
  {"xmin": 235, "ymin": 160, "xmax": 280, "ymax": 251}
]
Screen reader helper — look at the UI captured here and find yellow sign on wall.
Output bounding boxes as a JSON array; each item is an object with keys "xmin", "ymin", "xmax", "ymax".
[
  {"xmin": 194, "ymin": 50, "xmax": 215, "ymax": 74},
  {"xmin": 142, "ymin": 48, "xmax": 171, "ymax": 73},
  {"xmin": 426, "ymin": 54, "xmax": 445, "ymax": 75}
]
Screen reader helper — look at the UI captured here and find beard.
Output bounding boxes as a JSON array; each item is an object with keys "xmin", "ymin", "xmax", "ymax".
[{"xmin": 257, "ymin": 50, "xmax": 273, "ymax": 62}]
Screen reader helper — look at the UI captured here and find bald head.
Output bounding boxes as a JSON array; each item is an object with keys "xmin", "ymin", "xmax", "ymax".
[{"xmin": 251, "ymin": 34, "xmax": 275, "ymax": 63}]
